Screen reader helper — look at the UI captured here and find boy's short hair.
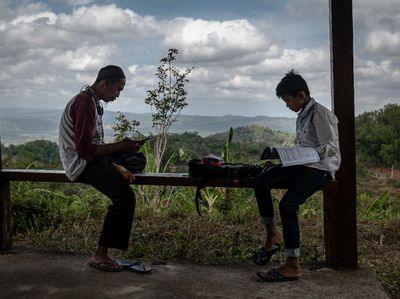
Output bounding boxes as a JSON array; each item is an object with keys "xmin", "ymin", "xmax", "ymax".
[
  {"xmin": 275, "ymin": 69, "xmax": 310, "ymax": 98},
  {"xmin": 95, "ymin": 65, "xmax": 126, "ymax": 84}
]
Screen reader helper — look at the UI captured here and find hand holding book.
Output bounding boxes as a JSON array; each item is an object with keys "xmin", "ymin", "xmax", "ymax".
[
  {"xmin": 261, "ymin": 146, "xmax": 320, "ymax": 167},
  {"xmin": 260, "ymin": 146, "xmax": 279, "ymax": 160}
]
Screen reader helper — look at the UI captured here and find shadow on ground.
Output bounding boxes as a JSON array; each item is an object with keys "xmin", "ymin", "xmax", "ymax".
[{"xmin": 0, "ymin": 249, "xmax": 390, "ymax": 299}]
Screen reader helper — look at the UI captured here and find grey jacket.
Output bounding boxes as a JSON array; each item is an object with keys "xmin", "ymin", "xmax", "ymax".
[{"xmin": 295, "ymin": 98, "xmax": 341, "ymax": 179}]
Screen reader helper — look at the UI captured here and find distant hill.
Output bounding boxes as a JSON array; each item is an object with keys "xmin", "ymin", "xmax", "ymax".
[{"xmin": 0, "ymin": 107, "xmax": 295, "ymax": 145}]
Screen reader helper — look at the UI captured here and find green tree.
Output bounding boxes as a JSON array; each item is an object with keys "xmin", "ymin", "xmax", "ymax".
[
  {"xmin": 112, "ymin": 111, "xmax": 140, "ymax": 142},
  {"xmin": 145, "ymin": 48, "xmax": 194, "ymax": 172},
  {"xmin": 356, "ymin": 103, "xmax": 400, "ymax": 167},
  {"xmin": 2, "ymin": 140, "xmax": 61, "ymax": 169}
]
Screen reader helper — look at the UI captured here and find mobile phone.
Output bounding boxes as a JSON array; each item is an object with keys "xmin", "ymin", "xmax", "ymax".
[{"xmin": 131, "ymin": 137, "xmax": 149, "ymax": 145}]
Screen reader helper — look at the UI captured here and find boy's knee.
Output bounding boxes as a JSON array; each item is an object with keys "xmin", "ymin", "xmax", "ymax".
[
  {"xmin": 279, "ymin": 199, "xmax": 298, "ymax": 215},
  {"xmin": 116, "ymin": 188, "xmax": 136, "ymax": 210},
  {"xmin": 254, "ymin": 173, "xmax": 272, "ymax": 191}
]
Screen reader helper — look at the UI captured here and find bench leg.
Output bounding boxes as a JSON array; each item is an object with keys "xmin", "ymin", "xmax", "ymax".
[
  {"xmin": 323, "ymin": 183, "xmax": 337, "ymax": 269},
  {"xmin": 0, "ymin": 180, "xmax": 12, "ymax": 251}
]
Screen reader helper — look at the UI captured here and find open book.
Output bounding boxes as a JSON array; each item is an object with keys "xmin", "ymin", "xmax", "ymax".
[{"xmin": 261, "ymin": 146, "xmax": 320, "ymax": 167}]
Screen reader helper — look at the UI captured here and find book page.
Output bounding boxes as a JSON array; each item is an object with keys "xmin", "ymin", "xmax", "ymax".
[{"xmin": 275, "ymin": 146, "xmax": 320, "ymax": 167}]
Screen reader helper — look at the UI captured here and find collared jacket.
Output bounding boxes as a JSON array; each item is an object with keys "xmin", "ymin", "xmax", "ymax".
[{"xmin": 295, "ymin": 98, "xmax": 341, "ymax": 179}]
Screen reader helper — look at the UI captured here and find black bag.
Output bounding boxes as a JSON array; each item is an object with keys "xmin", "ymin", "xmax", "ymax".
[
  {"xmin": 188, "ymin": 158, "xmax": 263, "ymax": 215},
  {"xmin": 108, "ymin": 152, "xmax": 147, "ymax": 174},
  {"xmin": 188, "ymin": 159, "xmax": 263, "ymax": 179}
]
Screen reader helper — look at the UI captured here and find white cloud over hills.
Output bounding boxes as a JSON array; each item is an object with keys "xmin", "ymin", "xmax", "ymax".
[{"xmin": 0, "ymin": 0, "xmax": 399, "ymax": 118}]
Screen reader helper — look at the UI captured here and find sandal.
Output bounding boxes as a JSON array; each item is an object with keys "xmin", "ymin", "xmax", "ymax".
[
  {"xmin": 115, "ymin": 259, "xmax": 152, "ymax": 274},
  {"xmin": 251, "ymin": 243, "xmax": 281, "ymax": 266},
  {"xmin": 256, "ymin": 268, "xmax": 299, "ymax": 282},
  {"xmin": 88, "ymin": 260, "xmax": 123, "ymax": 272}
]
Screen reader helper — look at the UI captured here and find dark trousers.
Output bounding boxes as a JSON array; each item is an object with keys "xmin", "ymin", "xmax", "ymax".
[
  {"xmin": 254, "ymin": 165, "xmax": 330, "ymax": 251},
  {"xmin": 77, "ymin": 153, "xmax": 146, "ymax": 250}
]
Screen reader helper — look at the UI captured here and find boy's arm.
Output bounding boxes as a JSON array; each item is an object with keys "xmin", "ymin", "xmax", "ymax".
[
  {"xmin": 313, "ymin": 110, "xmax": 340, "ymax": 147},
  {"xmin": 261, "ymin": 146, "xmax": 279, "ymax": 160},
  {"xmin": 93, "ymin": 140, "xmax": 141, "ymax": 157}
]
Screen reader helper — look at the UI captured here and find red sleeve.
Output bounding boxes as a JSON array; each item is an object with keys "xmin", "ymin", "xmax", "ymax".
[{"xmin": 70, "ymin": 92, "xmax": 98, "ymax": 160}]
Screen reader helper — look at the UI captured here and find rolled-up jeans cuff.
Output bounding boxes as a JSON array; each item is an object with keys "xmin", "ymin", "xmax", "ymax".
[
  {"xmin": 259, "ymin": 216, "xmax": 275, "ymax": 225},
  {"xmin": 285, "ymin": 248, "xmax": 300, "ymax": 257}
]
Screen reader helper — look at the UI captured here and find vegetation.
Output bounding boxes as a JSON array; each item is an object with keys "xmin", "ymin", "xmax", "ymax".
[
  {"xmin": 111, "ymin": 111, "xmax": 140, "ymax": 141},
  {"xmin": 356, "ymin": 103, "xmax": 400, "ymax": 167},
  {"xmin": 2, "ymin": 104, "xmax": 400, "ymax": 297},
  {"xmin": 2, "ymin": 140, "xmax": 61, "ymax": 169},
  {"xmin": 145, "ymin": 48, "xmax": 194, "ymax": 172}
]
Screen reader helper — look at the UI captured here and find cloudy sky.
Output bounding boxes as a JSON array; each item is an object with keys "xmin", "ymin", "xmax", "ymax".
[{"xmin": 0, "ymin": 0, "xmax": 399, "ymax": 118}]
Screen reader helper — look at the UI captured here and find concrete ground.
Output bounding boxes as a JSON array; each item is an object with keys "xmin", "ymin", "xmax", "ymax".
[{"xmin": 0, "ymin": 249, "xmax": 390, "ymax": 299}]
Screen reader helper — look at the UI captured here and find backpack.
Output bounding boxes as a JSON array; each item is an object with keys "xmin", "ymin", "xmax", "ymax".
[{"xmin": 188, "ymin": 155, "xmax": 264, "ymax": 215}]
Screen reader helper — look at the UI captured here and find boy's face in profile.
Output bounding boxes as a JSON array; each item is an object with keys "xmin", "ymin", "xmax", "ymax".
[
  {"xmin": 102, "ymin": 79, "xmax": 126, "ymax": 102},
  {"xmin": 281, "ymin": 91, "xmax": 309, "ymax": 113}
]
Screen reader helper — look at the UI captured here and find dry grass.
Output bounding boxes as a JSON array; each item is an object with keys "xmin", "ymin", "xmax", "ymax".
[{"xmin": 13, "ymin": 177, "xmax": 400, "ymax": 298}]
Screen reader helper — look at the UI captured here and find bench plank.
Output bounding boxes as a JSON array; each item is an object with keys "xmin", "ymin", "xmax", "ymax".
[
  {"xmin": 0, "ymin": 169, "xmax": 337, "ymax": 191},
  {"xmin": 0, "ymin": 168, "xmax": 338, "ymax": 267},
  {"xmin": 0, "ymin": 169, "xmax": 255, "ymax": 188}
]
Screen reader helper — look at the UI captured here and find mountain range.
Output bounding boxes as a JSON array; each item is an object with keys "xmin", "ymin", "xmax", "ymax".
[{"xmin": 0, "ymin": 107, "xmax": 295, "ymax": 145}]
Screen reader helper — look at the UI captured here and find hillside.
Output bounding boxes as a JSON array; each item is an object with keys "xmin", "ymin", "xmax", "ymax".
[{"xmin": 0, "ymin": 107, "xmax": 295, "ymax": 145}]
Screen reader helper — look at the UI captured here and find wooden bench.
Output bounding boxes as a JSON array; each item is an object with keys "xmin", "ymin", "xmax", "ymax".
[{"xmin": 0, "ymin": 169, "xmax": 338, "ymax": 268}]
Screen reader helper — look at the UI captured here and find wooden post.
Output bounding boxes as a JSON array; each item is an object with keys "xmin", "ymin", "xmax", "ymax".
[
  {"xmin": 0, "ymin": 138, "xmax": 12, "ymax": 251},
  {"xmin": 323, "ymin": 181, "xmax": 338, "ymax": 268},
  {"xmin": 329, "ymin": 0, "xmax": 358, "ymax": 269}
]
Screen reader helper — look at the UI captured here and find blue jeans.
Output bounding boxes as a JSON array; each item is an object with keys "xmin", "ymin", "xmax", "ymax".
[{"xmin": 254, "ymin": 165, "xmax": 330, "ymax": 257}]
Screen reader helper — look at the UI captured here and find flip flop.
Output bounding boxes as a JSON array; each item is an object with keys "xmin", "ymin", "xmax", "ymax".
[
  {"xmin": 88, "ymin": 260, "xmax": 123, "ymax": 272},
  {"xmin": 256, "ymin": 268, "xmax": 299, "ymax": 282},
  {"xmin": 251, "ymin": 243, "xmax": 281, "ymax": 266},
  {"xmin": 115, "ymin": 259, "xmax": 152, "ymax": 274}
]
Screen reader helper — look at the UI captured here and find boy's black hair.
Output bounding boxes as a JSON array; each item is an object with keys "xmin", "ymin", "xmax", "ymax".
[
  {"xmin": 95, "ymin": 65, "xmax": 126, "ymax": 84},
  {"xmin": 275, "ymin": 69, "xmax": 310, "ymax": 98}
]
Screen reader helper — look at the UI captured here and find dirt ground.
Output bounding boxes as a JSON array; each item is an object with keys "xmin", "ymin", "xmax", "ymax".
[{"xmin": 0, "ymin": 249, "xmax": 390, "ymax": 299}]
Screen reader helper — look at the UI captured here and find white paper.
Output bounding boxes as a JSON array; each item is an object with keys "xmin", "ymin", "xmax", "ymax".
[{"xmin": 275, "ymin": 146, "xmax": 320, "ymax": 167}]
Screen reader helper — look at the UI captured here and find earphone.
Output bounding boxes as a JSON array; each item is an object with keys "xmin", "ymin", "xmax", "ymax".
[{"xmin": 80, "ymin": 85, "xmax": 103, "ymax": 116}]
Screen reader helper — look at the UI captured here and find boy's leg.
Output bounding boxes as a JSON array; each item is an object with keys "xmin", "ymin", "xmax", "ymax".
[
  {"xmin": 253, "ymin": 165, "xmax": 297, "ymax": 250},
  {"xmin": 277, "ymin": 167, "xmax": 330, "ymax": 277},
  {"xmin": 77, "ymin": 157, "xmax": 136, "ymax": 251}
]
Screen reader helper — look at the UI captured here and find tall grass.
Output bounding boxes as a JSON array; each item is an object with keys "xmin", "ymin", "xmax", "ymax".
[{"xmin": 9, "ymin": 151, "xmax": 400, "ymax": 298}]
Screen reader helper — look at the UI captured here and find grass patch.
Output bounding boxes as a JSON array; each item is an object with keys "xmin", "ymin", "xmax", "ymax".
[{"xmin": 10, "ymin": 178, "xmax": 400, "ymax": 298}]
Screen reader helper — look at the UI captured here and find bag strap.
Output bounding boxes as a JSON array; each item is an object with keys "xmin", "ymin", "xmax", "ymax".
[{"xmin": 194, "ymin": 179, "xmax": 206, "ymax": 216}]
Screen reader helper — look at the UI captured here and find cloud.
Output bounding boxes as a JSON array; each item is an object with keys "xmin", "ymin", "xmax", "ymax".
[
  {"xmin": 50, "ymin": 44, "xmax": 117, "ymax": 71},
  {"xmin": 247, "ymin": 47, "xmax": 330, "ymax": 76},
  {"xmin": 0, "ymin": 1, "xmax": 398, "ymax": 118},
  {"xmin": 354, "ymin": 0, "xmax": 400, "ymax": 56},
  {"xmin": 65, "ymin": 0, "xmax": 94, "ymax": 6},
  {"xmin": 10, "ymin": 11, "xmax": 57, "ymax": 25},
  {"xmin": 162, "ymin": 18, "xmax": 279, "ymax": 65},
  {"xmin": 283, "ymin": 0, "xmax": 328, "ymax": 18},
  {"xmin": 0, "ymin": 3, "xmax": 160, "ymax": 88},
  {"xmin": 56, "ymin": 4, "xmax": 158, "ymax": 38},
  {"xmin": 365, "ymin": 30, "xmax": 400, "ymax": 56},
  {"xmin": 351, "ymin": 0, "xmax": 400, "ymax": 114},
  {"xmin": 0, "ymin": 4, "xmax": 159, "ymax": 56}
]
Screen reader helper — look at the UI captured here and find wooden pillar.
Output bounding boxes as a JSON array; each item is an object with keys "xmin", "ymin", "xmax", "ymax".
[
  {"xmin": 329, "ymin": 0, "xmax": 358, "ymax": 269},
  {"xmin": 0, "ymin": 139, "xmax": 12, "ymax": 251}
]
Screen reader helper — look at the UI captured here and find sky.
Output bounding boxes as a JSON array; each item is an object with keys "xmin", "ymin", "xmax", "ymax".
[{"xmin": 0, "ymin": 0, "xmax": 399, "ymax": 118}]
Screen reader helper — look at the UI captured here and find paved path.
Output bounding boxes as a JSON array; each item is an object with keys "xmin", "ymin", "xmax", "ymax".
[{"xmin": 0, "ymin": 250, "xmax": 390, "ymax": 299}]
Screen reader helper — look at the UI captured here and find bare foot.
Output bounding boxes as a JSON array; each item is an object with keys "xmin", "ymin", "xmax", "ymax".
[
  {"xmin": 263, "ymin": 226, "xmax": 283, "ymax": 251},
  {"xmin": 89, "ymin": 249, "xmax": 122, "ymax": 271},
  {"xmin": 275, "ymin": 258, "xmax": 302, "ymax": 278},
  {"xmin": 112, "ymin": 163, "xmax": 135, "ymax": 183}
]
